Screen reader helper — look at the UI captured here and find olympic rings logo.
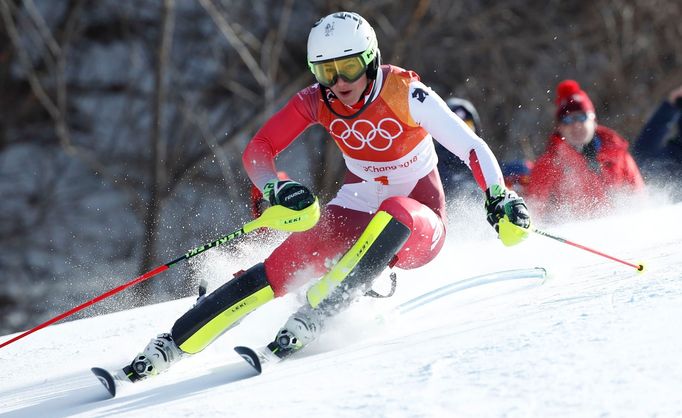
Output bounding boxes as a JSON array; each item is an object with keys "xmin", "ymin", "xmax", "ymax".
[{"xmin": 329, "ymin": 118, "xmax": 403, "ymax": 151}]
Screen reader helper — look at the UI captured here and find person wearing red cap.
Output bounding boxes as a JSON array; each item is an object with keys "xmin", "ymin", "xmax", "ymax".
[{"xmin": 526, "ymin": 80, "xmax": 645, "ymax": 219}]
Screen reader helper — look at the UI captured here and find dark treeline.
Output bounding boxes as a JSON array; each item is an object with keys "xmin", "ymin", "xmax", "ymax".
[{"xmin": 1, "ymin": 0, "xmax": 680, "ymax": 334}]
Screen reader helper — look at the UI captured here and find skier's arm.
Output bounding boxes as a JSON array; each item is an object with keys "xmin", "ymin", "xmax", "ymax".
[
  {"xmin": 242, "ymin": 91, "xmax": 317, "ymax": 191},
  {"xmin": 407, "ymin": 81, "xmax": 504, "ymax": 191},
  {"xmin": 408, "ymin": 82, "xmax": 529, "ymax": 238}
]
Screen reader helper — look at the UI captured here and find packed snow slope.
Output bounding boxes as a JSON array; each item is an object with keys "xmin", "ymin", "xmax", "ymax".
[{"xmin": 1, "ymin": 200, "xmax": 681, "ymax": 417}]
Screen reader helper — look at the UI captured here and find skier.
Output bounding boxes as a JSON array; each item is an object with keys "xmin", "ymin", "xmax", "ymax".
[{"xmin": 122, "ymin": 11, "xmax": 531, "ymax": 382}]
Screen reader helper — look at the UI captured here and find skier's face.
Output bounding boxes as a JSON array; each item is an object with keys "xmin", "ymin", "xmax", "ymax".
[
  {"xmin": 558, "ymin": 111, "xmax": 596, "ymax": 151},
  {"xmin": 330, "ymin": 74, "xmax": 369, "ymax": 106}
]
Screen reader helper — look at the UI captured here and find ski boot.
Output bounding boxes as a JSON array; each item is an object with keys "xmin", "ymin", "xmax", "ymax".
[
  {"xmin": 124, "ymin": 333, "xmax": 185, "ymax": 382},
  {"xmin": 267, "ymin": 305, "xmax": 324, "ymax": 359}
]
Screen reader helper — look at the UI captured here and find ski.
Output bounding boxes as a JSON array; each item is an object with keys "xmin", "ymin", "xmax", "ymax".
[
  {"xmin": 234, "ymin": 345, "xmax": 282, "ymax": 375},
  {"xmin": 91, "ymin": 365, "xmax": 138, "ymax": 398},
  {"xmin": 91, "ymin": 367, "xmax": 117, "ymax": 398}
]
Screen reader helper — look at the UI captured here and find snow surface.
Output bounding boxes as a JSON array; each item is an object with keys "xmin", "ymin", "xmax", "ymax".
[{"xmin": 1, "ymin": 201, "xmax": 682, "ymax": 417}]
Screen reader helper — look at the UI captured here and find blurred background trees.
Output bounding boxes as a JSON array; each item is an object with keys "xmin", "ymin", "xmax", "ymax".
[{"xmin": 1, "ymin": 0, "xmax": 680, "ymax": 334}]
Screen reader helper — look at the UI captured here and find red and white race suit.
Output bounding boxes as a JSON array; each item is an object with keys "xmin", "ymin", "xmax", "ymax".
[{"xmin": 243, "ymin": 65, "xmax": 504, "ymax": 295}]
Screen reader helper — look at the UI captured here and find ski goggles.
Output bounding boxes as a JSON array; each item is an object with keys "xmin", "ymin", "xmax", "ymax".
[
  {"xmin": 559, "ymin": 112, "xmax": 592, "ymax": 125},
  {"xmin": 308, "ymin": 52, "xmax": 371, "ymax": 87}
]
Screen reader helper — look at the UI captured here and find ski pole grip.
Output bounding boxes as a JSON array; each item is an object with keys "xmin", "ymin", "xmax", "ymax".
[
  {"xmin": 245, "ymin": 198, "xmax": 320, "ymax": 233},
  {"xmin": 498, "ymin": 216, "xmax": 530, "ymax": 246}
]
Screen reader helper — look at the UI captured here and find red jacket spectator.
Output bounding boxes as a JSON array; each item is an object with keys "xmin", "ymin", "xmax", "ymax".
[{"xmin": 527, "ymin": 80, "xmax": 644, "ymax": 218}]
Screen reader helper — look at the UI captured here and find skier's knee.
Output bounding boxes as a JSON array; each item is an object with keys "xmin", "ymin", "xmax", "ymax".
[
  {"xmin": 377, "ymin": 196, "xmax": 416, "ymax": 230},
  {"xmin": 306, "ymin": 210, "xmax": 411, "ymax": 309},
  {"xmin": 378, "ymin": 196, "xmax": 446, "ymax": 270}
]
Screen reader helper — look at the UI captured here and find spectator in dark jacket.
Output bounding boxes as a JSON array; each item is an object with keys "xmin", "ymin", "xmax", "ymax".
[
  {"xmin": 633, "ymin": 85, "xmax": 682, "ymax": 200},
  {"xmin": 527, "ymin": 80, "xmax": 644, "ymax": 220}
]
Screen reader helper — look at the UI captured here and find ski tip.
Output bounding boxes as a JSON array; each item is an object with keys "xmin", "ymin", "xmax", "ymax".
[
  {"xmin": 234, "ymin": 346, "xmax": 262, "ymax": 374},
  {"xmin": 91, "ymin": 367, "xmax": 116, "ymax": 398}
]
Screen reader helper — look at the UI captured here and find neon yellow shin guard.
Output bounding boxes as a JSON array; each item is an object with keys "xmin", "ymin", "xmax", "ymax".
[
  {"xmin": 171, "ymin": 263, "xmax": 274, "ymax": 354},
  {"xmin": 306, "ymin": 211, "xmax": 411, "ymax": 309}
]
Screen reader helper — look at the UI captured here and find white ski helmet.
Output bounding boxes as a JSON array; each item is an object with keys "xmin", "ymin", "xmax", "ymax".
[{"xmin": 307, "ymin": 12, "xmax": 380, "ymax": 86}]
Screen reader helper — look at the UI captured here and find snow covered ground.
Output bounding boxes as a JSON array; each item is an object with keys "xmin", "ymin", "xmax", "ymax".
[{"xmin": 1, "ymin": 200, "xmax": 681, "ymax": 417}]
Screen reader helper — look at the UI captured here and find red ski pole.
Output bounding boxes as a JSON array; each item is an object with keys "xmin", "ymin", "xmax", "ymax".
[
  {"xmin": 0, "ymin": 200, "xmax": 320, "ymax": 350},
  {"xmin": 499, "ymin": 217, "xmax": 645, "ymax": 272},
  {"xmin": 0, "ymin": 264, "xmax": 172, "ymax": 350},
  {"xmin": 530, "ymin": 227, "xmax": 645, "ymax": 272}
]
